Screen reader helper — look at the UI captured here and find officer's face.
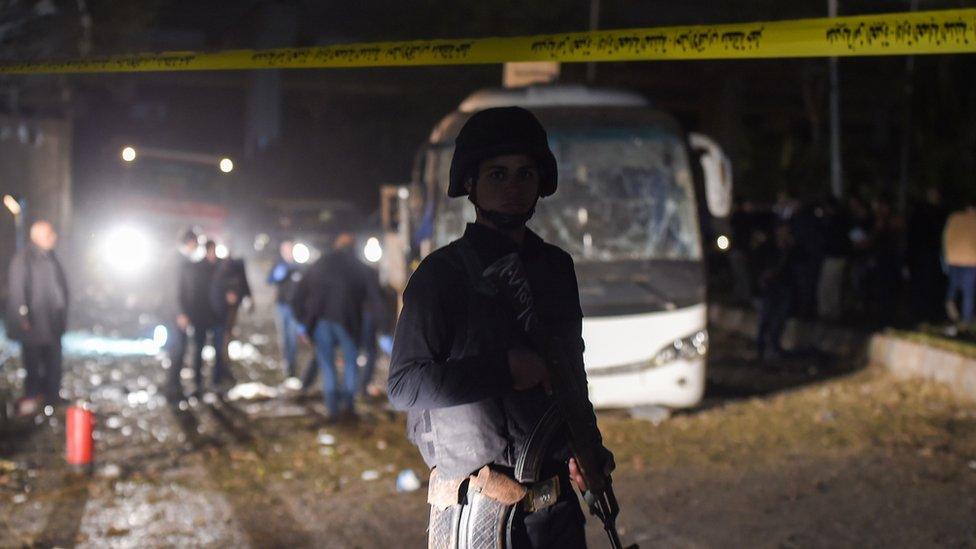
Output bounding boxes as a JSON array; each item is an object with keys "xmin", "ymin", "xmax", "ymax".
[{"xmin": 468, "ymin": 154, "xmax": 539, "ymax": 215}]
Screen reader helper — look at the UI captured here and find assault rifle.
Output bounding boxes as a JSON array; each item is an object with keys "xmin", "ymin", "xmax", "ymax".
[{"xmin": 483, "ymin": 252, "xmax": 636, "ymax": 549}]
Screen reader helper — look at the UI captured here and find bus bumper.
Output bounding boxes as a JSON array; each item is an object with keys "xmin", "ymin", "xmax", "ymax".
[{"xmin": 586, "ymin": 357, "xmax": 705, "ymax": 409}]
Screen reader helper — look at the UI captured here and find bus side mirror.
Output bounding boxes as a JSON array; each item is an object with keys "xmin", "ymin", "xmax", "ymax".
[{"xmin": 689, "ymin": 133, "xmax": 733, "ymax": 219}]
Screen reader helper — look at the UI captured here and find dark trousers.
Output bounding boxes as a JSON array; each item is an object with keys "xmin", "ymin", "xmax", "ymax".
[
  {"xmin": 23, "ymin": 341, "xmax": 62, "ymax": 401},
  {"xmin": 220, "ymin": 306, "xmax": 240, "ymax": 370},
  {"xmin": 758, "ymin": 287, "xmax": 792, "ymax": 356},
  {"xmin": 358, "ymin": 312, "xmax": 377, "ymax": 396},
  {"xmin": 167, "ymin": 323, "xmax": 187, "ymax": 394},
  {"xmin": 191, "ymin": 325, "xmax": 230, "ymax": 390}
]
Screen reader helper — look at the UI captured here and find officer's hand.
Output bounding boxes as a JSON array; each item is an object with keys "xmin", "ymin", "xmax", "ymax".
[
  {"xmin": 568, "ymin": 448, "xmax": 615, "ymax": 494},
  {"xmin": 176, "ymin": 314, "xmax": 189, "ymax": 330},
  {"xmin": 507, "ymin": 347, "xmax": 548, "ymax": 391},
  {"xmin": 568, "ymin": 458, "xmax": 587, "ymax": 492},
  {"xmin": 226, "ymin": 291, "xmax": 238, "ymax": 305}
]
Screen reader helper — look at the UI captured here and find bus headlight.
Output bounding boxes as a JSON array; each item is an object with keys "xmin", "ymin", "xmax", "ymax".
[
  {"xmin": 651, "ymin": 330, "xmax": 708, "ymax": 367},
  {"xmin": 716, "ymin": 235, "xmax": 730, "ymax": 251}
]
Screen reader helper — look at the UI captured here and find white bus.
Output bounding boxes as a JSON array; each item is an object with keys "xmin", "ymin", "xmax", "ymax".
[{"xmin": 384, "ymin": 84, "xmax": 731, "ymax": 410}]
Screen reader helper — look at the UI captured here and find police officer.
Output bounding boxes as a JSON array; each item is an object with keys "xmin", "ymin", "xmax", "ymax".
[{"xmin": 388, "ymin": 107, "xmax": 610, "ymax": 548}]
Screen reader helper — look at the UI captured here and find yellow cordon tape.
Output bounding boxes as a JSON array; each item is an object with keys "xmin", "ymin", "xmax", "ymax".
[{"xmin": 1, "ymin": 8, "xmax": 974, "ymax": 74}]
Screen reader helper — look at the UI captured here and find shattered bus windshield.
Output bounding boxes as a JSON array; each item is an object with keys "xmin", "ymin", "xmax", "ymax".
[{"xmin": 433, "ymin": 129, "xmax": 701, "ymax": 262}]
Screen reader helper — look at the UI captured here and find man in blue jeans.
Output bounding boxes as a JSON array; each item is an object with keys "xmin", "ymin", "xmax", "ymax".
[
  {"xmin": 292, "ymin": 232, "xmax": 387, "ymax": 420},
  {"xmin": 267, "ymin": 240, "xmax": 303, "ymax": 382},
  {"xmin": 944, "ymin": 201, "xmax": 976, "ymax": 327}
]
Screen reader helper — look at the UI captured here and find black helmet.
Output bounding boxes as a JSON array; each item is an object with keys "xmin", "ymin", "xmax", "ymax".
[{"xmin": 448, "ymin": 106, "xmax": 557, "ymax": 198}]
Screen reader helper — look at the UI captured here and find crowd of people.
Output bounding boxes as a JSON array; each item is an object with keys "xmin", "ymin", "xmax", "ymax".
[
  {"xmin": 165, "ymin": 229, "xmax": 251, "ymax": 402},
  {"xmin": 727, "ymin": 190, "xmax": 976, "ymax": 360},
  {"xmin": 165, "ymin": 228, "xmax": 389, "ymax": 422},
  {"xmin": 2, "ymin": 218, "xmax": 390, "ymax": 422}
]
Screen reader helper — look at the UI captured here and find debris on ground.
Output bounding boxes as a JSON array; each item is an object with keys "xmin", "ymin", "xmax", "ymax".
[
  {"xmin": 360, "ymin": 470, "xmax": 379, "ymax": 481},
  {"xmin": 98, "ymin": 464, "xmax": 122, "ymax": 479},
  {"xmin": 396, "ymin": 469, "xmax": 422, "ymax": 492},
  {"xmin": 630, "ymin": 405, "xmax": 671, "ymax": 425},
  {"xmin": 316, "ymin": 432, "xmax": 336, "ymax": 446},
  {"xmin": 227, "ymin": 382, "xmax": 279, "ymax": 402}
]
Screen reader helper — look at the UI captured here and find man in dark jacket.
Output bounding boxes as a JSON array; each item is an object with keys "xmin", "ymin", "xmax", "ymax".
[
  {"xmin": 267, "ymin": 240, "xmax": 303, "ymax": 380},
  {"xmin": 387, "ymin": 107, "xmax": 610, "ymax": 548},
  {"xmin": 293, "ymin": 232, "xmax": 386, "ymax": 419},
  {"xmin": 212, "ymin": 252, "xmax": 251, "ymax": 374},
  {"xmin": 7, "ymin": 220, "xmax": 69, "ymax": 414},
  {"xmin": 167, "ymin": 228, "xmax": 199, "ymax": 402},
  {"xmin": 180, "ymin": 240, "xmax": 229, "ymax": 395},
  {"xmin": 757, "ymin": 222, "xmax": 798, "ymax": 361}
]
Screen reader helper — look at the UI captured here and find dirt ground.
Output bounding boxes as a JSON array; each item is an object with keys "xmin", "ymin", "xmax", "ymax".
[{"xmin": 1, "ymin": 325, "xmax": 975, "ymax": 548}]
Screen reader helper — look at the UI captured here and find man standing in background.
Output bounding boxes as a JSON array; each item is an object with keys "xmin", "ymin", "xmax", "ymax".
[
  {"xmin": 293, "ymin": 232, "xmax": 387, "ymax": 420},
  {"xmin": 6, "ymin": 220, "xmax": 69, "ymax": 416},
  {"xmin": 267, "ymin": 239, "xmax": 303, "ymax": 387},
  {"xmin": 184, "ymin": 240, "xmax": 229, "ymax": 395},
  {"xmin": 167, "ymin": 228, "xmax": 200, "ymax": 402},
  {"xmin": 212, "ymin": 250, "xmax": 251, "ymax": 375},
  {"xmin": 944, "ymin": 200, "xmax": 976, "ymax": 331}
]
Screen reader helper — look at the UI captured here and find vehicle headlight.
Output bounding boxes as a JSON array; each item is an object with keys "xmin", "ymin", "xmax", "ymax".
[
  {"xmin": 363, "ymin": 236, "xmax": 382, "ymax": 263},
  {"xmin": 103, "ymin": 226, "xmax": 151, "ymax": 275},
  {"xmin": 651, "ymin": 330, "xmax": 708, "ymax": 367},
  {"xmin": 293, "ymin": 242, "xmax": 311, "ymax": 264}
]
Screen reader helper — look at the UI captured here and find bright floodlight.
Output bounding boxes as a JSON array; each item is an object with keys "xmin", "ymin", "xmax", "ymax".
[
  {"xmin": 219, "ymin": 158, "xmax": 234, "ymax": 173},
  {"xmin": 3, "ymin": 195, "xmax": 21, "ymax": 216},
  {"xmin": 216, "ymin": 244, "xmax": 229, "ymax": 259},
  {"xmin": 293, "ymin": 242, "xmax": 311, "ymax": 264},
  {"xmin": 121, "ymin": 146, "xmax": 137, "ymax": 162},
  {"xmin": 364, "ymin": 237, "xmax": 383, "ymax": 263},
  {"xmin": 104, "ymin": 226, "xmax": 151, "ymax": 274},
  {"xmin": 153, "ymin": 325, "xmax": 168, "ymax": 348},
  {"xmin": 716, "ymin": 235, "xmax": 730, "ymax": 251}
]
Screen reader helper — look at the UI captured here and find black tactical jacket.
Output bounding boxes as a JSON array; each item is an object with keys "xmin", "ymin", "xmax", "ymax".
[{"xmin": 388, "ymin": 223, "xmax": 598, "ymax": 478}]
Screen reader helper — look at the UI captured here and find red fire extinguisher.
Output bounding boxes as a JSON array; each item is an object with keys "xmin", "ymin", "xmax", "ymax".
[{"xmin": 66, "ymin": 402, "xmax": 94, "ymax": 473}]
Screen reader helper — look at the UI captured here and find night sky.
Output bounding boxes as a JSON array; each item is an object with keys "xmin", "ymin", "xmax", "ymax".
[{"xmin": 2, "ymin": 0, "xmax": 975, "ymax": 231}]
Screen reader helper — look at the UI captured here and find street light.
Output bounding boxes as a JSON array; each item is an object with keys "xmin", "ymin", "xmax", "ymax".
[
  {"xmin": 119, "ymin": 145, "xmax": 235, "ymax": 174},
  {"xmin": 716, "ymin": 235, "xmax": 730, "ymax": 251},
  {"xmin": 3, "ymin": 194, "xmax": 25, "ymax": 251},
  {"xmin": 3, "ymin": 194, "xmax": 22, "ymax": 216}
]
